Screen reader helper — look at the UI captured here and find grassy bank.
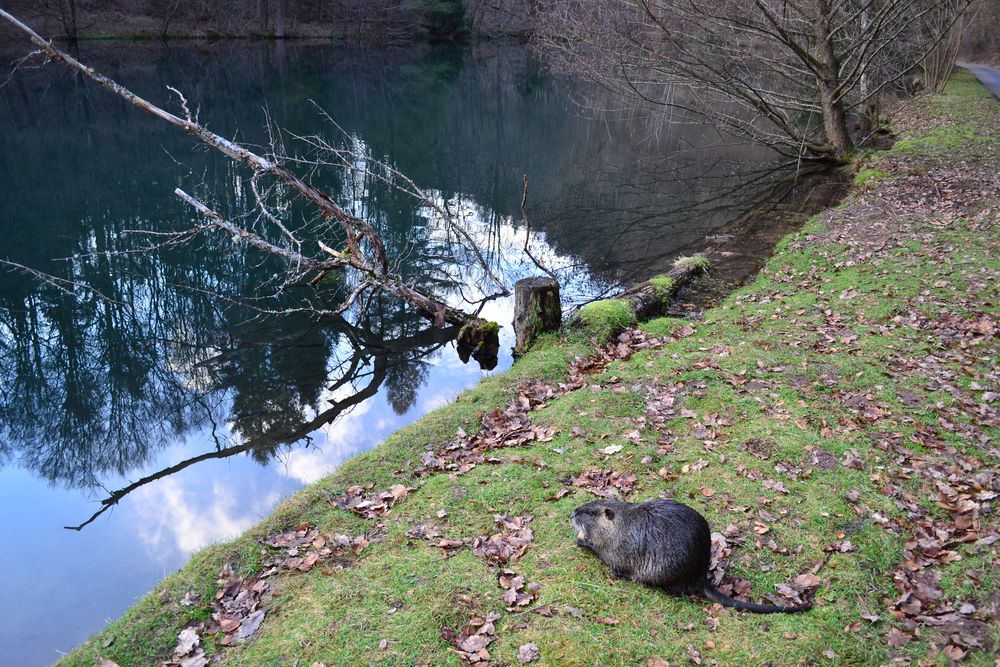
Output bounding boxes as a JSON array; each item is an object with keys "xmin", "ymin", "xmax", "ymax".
[{"xmin": 65, "ymin": 73, "xmax": 998, "ymax": 666}]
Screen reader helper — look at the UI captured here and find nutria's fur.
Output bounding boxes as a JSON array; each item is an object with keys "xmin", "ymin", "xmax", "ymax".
[{"xmin": 571, "ymin": 498, "xmax": 811, "ymax": 614}]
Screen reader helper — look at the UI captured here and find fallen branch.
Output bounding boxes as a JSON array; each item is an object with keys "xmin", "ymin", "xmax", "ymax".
[{"xmin": 0, "ymin": 8, "xmax": 504, "ymax": 342}]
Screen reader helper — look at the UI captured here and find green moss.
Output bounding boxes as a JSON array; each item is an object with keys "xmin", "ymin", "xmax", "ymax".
[
  {"xmin": 853, "ymin": 168, "xmax": 890, "ymax": 188},
  {"xmin": 648, "ymin": 275, "xmax": 676, "ymax": 302},
  {"xmin": 890, "ymin": 124, "xmax": 980, "ymax": 154},
  {"xmin": 578, "ymin": 298, "xmax": 635, "ymax": 342}
]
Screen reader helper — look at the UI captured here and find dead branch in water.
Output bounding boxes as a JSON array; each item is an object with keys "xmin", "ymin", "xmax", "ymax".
[{"xmin": 0, "ymin": 8, "xmax": 506, "ymax": 346}]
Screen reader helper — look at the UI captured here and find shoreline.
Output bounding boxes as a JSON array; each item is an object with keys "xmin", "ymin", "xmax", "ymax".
[{"xmin": 61, "ymin": 72, "xmax": 999, "ymax": 666}]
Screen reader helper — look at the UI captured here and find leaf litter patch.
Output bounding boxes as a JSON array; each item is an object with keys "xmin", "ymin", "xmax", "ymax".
[
  {"xmin": 259, "ymin": 522, "xmax": 371, "ymax": 575},
  {"xmin": 568, "ymin": 469, "xmax": 637, "ymax": 498},
  {"xmin": 159, "ymin": 522, "xmax": 373, "ymax": 666},
  {"xmin": 330, "ymin": 482, "xmax": 412, "ymax": 519},
  {"xmin": 439, "ymin": 612, "xmax": 501, "ymax": 664}
]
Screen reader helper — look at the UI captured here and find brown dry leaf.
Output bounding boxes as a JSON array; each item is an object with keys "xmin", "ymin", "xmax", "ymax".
[
  {"xmin": 646, "ymin": 659, "xmax": 671, "ymax": 667},
  {"xmin": 262, "ymin": 526, "xmax": 319, "ymax": 549},
  {"xmin": 498, "ymin": 568, "xmax": 540, "ymax": 610},
  {"xmin": 218, "ymin": 618, "xmax": 240, "ymax": 634},
  {"xmin": 518, "ymin": 643, "xmax": 540, "ymax": 664},
  {"xmin": 440, "ymin": 612, "xmax": 500, "ymax": 664},
  {"xmin": 570, "ymin": 470, "xmax": 636, "ymax": 498},
  {"xmin": 473, "ymin": 515, "xmax": 535, "ymax": 564},
  {"xmin": 548, "ymin": 487, "xmax": 572, "ymax": 501},
  {"xmin": 773, "ymin": 572, "xmax": 821, "ymax": 606},
  {"xmin": 263, "ymin": 529, "xmax": 368, "ymax": 575},
  {"xmin": 298, "ymin": 552, "xmax": 320, "ymax": 572},
  {"xmin": 332, "ymin": 483, "xmax": 413, "ymax": 519},
  {"xmin": 841, "ymin": 449, "xmax": 865, "ymax": 470},
  {"xmin": 699, "ymin": 487, "xmax": 716, "ymax": 497},
  {"xmin": 686, "ymin": 645, "xmax": 703, "ymax": 665},
  {"xmin": 595, "ymin": 617, "xmax": 620, "ymax": 625},
  {"xmin": 887, "ymin": 627, "xmax": 912, "ymax": 648},
  {"xmin": 97, "ymin": 658, "xmax": 121, "ymax": 667},
  {"xmin": 825, "ymin": 539, "xmax": 858, "ymax": 553}
]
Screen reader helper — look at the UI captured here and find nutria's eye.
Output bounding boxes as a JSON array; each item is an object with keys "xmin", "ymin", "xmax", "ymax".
[{"xmin": 604, "ymin": 508, "xmax": 615, "ymax": 520}]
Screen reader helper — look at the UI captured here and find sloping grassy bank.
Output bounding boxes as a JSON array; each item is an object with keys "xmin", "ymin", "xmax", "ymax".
[{"xmin": 65, "ymin": 73, "xmax": 998, "ymax": 666}]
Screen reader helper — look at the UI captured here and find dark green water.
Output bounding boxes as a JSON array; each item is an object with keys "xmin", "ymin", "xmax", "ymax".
[{"xmin": 0, "ymin": 40, "xmax": 793, "ymax": 665}]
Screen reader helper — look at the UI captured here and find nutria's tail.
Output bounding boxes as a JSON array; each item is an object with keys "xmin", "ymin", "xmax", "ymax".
[{"xmin": 703, "ymin": 583, "xmax": 811, "ymax": 614}]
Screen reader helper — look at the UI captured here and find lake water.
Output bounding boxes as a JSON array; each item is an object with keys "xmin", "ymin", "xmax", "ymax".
[{"xmin": 0, "ymin": 40, "xmax": 795, "ymax": 665}]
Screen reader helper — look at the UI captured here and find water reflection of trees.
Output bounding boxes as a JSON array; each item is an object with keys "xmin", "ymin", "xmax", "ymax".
[
  {"xmin": 58, "ymin": 313, "xmax": 458, "ymax": 530},
  {"xmin": 0, "ymin": 247, "xmax": 454, "ymax": 496}
]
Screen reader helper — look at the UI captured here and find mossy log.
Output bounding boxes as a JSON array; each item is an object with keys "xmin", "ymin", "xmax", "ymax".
[
  {"xmin": 567, "ymin": 255, "xmax": 710, "ymax": 339},
  {"xmin": 615, "ymin": 255, "xmax": 710, "ymax": 321}
]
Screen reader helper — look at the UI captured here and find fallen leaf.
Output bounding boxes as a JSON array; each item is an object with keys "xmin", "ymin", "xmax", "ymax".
[
  {"xmin": 518, "ymin": 643, "xmax": 540, "ymax": 664},
  {"xmin": 473, "ymin": 515, "xmax": 534, "ymax": 564},
  {"xmin": 887, "ymin": 627, "xmax": 911, "ymax": 648},
  {"xmin": 174, "ymin": 627, "xmax": 200, "ymax": 656},
  {"xmin": 235, "ymin": 610, "xmax": 265, "ymax": 641}
]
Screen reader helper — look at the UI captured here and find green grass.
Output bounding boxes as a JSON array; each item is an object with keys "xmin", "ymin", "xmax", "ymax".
[
  {"xmin": 853, "ymin": 167, "xmax": 890, "ymax": 188},
  {"xmin": 672, "ymin": 253, "xmax": 711, "ymax": 273},
  {"xmin": 60, "ymin": 73, "xmax": 1000, "ymax": 667}
]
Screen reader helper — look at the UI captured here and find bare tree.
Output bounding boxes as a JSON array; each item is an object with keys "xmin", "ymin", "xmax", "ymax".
[
  {"xmin": 921, "ymin": 0, "xmax": 972, "ymax": 91},
  {"xmin": 1, "ymin": 9, "xmax": 505, "ymax": 362},
  {"xmin": 536, "ymin": 0, "xmax": 973, "ymax": 163}
]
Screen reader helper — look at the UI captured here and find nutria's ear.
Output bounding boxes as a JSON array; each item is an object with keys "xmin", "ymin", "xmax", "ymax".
[{"xmin": 604, "ymin": 508, "xmax": 615, "ymax": 520}]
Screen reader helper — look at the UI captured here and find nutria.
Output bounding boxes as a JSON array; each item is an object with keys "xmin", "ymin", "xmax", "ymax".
[{"xmin": 571, "ymin": 498, "xmax": 811, "ymax": 614}]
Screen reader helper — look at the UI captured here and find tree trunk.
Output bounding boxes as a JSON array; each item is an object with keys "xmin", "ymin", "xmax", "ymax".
[
  {"xmin": 60, "ymin": 0, "xmax": 78, "ymax": 40},
  {"xmin": 275, "ymin": 0, "xmax": 286, "ymax": 38},
  {"xmin": 814, "ymin": 0, "xmax": 853, "ymax": 162},
  {"xmin": 259, "ymin": 0, "xmax": 268, "ymax": 31}
]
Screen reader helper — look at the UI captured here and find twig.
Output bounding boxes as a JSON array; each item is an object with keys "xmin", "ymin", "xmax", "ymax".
[{"xmin": 520, "ymin": 175, "xmax": 557, "ymax": 281}]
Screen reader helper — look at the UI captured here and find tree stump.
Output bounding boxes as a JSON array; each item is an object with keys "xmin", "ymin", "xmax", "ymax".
[
  {"xmin": 457, "ymin": 320, "xmax": 500, "ymax": 370},
  {"xmin": 513, "ymin": 276, "xmax": 561, "ymax": 356}
]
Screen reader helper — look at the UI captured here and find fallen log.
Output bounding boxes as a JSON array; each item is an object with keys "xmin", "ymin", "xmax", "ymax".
[{"xmin": 568, "ymin": 255, "xmax": 710, "ymax": 340}]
